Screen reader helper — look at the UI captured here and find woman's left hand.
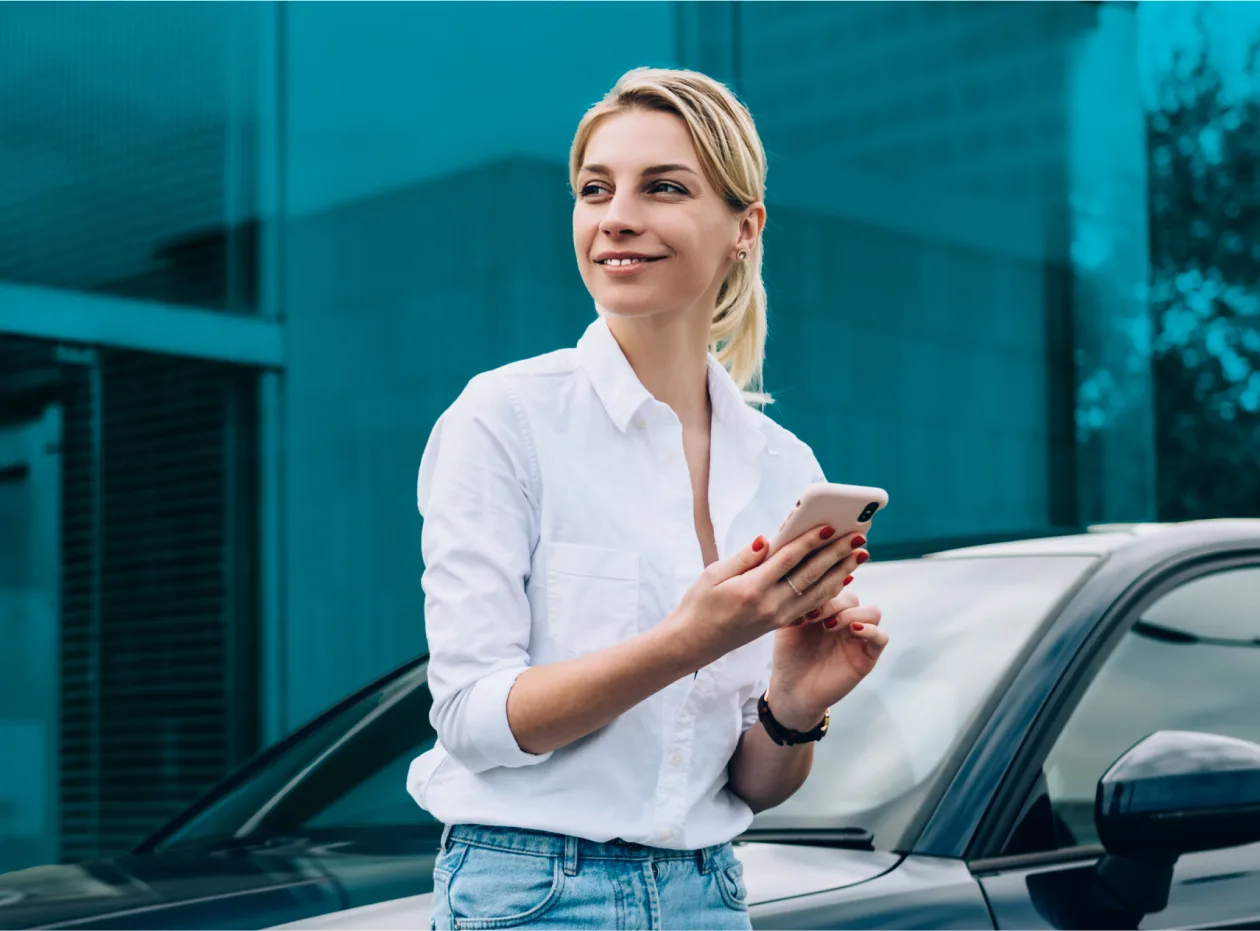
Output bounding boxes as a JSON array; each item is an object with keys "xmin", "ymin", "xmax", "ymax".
[{"xmin": 765, "ymin": 590, "xmax": 888, "ymax": 731}]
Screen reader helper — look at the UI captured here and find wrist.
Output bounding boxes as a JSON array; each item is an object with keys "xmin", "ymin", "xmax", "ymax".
[
  {"xmin": 646, "ymin": 610, "xmax": 716, "ymax": 680},
  {"xmin": 764, "ymin": 685, "xmax": 828, "ymax": 733}
]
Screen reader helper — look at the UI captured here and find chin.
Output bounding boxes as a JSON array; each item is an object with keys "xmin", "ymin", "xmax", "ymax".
[{"xmin": 592, "ymin": 294, "xmax": 658, "ymax": 320}]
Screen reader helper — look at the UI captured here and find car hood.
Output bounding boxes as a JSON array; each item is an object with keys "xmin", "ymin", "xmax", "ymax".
[
  {"xmin": 0, "ymin": 839, "xmax": 898, "ymax": 930},
  {"xmin": 268, "ymin": 842, "xmax": 903, "ymax": 930},
  {"xmin": 0, "ymin": 833, "xmax": 436, "ymax": 930}
]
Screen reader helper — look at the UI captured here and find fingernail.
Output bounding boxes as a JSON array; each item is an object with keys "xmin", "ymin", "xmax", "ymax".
[
  {"xmin": 820, "ymin": 526, "xmax": 835, "ymax": 540},
  {"xmin": 843, "ymin": 575, "xmax": 854, "ymax": 586},
  {"xmin": 823, "ymin": 617, "xmax": 839, "ymax": 629},
  {"xmin": 851, "ymin": 535, "xmax": 866, "ymax": 548},
  {"xmin": 806, "ymin": 608, "xmax": 821, "ymax": 620},
  {"xmin": 855, "ymin": 550, "xmax": 869, "ymax": 565},
  {"xmin": 752, "ymin": 536, "xmax": 766, "ymax": 552},
  {"xmin": 850, "ymin": 622, "xmax": 865, "ymax": 631}
]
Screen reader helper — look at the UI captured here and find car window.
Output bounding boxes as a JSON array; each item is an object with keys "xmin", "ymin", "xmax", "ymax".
[
  {"xmin": 155, "ymin": 662, "xmax": 439, "ymax": 848},
  {"xmin": 758, "ymin": 554, "xmax": 1097, "ymax": 847},
  {"xmin": 1019, "ymin": 565, "xmax": 1260, "ymax": 852}
]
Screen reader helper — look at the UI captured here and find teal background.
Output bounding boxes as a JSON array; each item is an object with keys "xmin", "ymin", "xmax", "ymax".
[{"xmin": 0, "ymin": 0, "xmax": 1258, "ymax": 871}]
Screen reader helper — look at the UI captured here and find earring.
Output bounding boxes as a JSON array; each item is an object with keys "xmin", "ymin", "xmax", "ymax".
[{"xmin": 737, "ymin": 251, "xmax": 748, "ymax": 261}]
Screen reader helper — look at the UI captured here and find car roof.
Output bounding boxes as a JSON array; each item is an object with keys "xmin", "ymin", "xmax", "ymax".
[{"xmin": 923, "ymin": 519, "xmax": 1260, "ymax": 559}]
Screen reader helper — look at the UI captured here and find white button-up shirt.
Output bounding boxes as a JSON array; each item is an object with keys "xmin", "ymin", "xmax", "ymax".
[{"xmin": 406, "ymin": 315, "xmax": 824, "ymax": 849}]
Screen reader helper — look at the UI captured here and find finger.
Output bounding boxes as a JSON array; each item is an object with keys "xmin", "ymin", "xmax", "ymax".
[
  {"xmin": 756, "ymin": 523, "xmax": 840, "ymax": 587},
  {"xmin": 776, "ymin": 530, "xmax": 866, "ymax": 597},
  {"xmin": 799, "ymin": 590, "xmax": 859, "ymax": 625},
  {"xmin": 772, "ymin": 547, "xmax": 866, "ymax": 622},
  {"xmin": 842, "ymin": 620, "xmax": 890, "ymax": 655},
  {"xmin": 836, "ymin": 604, "xmax": 881, "ymax": 627},
  {"xmin": 708, "ymin": 534, "xmax": 771, "ymax": 583}
]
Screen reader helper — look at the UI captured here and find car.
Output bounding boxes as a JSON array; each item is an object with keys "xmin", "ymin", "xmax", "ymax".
[{"xmin": 3, "ymin": 520, "xmax": 1260, "ymax": 931}]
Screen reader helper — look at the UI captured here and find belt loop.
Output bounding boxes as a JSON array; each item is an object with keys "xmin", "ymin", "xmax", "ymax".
[
  {"xmin": 439, "ymin": 823, "xmax": 453, "ymax": 853},
  {"xmin": 696, "ymin": 844, "xmax": 713, "ymax": 875},
  {"xmin": 563, "ymin": 834, "xmax": 580, "ymax": 876}
]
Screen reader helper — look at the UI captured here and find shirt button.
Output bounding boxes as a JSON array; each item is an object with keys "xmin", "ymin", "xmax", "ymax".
[
  {"xmin": 670, "ymin": 753, "xmax": 683, "ymax": 767},
  {"xmin": 660, "ymin": 830, "xmax": 675, "ymax": 842},
  {"xmin": 632, "ymin": 416, "xmax": 645, "ymax": 430}
]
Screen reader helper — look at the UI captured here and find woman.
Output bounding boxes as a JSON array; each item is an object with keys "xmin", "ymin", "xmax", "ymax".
[{"xmin": 408, "ymin": 67, "xmax": 888, "ymax": 931}]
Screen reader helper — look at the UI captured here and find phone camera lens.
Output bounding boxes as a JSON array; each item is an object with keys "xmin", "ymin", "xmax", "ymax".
[{"xmin": 858, "ymin": 502, "xmax": 879, "ymax": 521}]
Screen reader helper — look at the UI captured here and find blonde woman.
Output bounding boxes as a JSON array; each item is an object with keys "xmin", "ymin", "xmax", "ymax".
[{"xmin": 409, "ymin": 67, "xmax": 888, "ymax": 931}]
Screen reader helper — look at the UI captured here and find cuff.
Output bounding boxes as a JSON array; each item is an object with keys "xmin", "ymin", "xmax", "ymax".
[{"xmin": 466, "ymin": 666, "xmax": 555, "ymax": 770}]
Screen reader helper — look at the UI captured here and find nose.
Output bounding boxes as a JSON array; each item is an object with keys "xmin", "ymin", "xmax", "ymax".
[{"xmin": 598, "ymin": 188, "xmax": 644, "ymax": 238}]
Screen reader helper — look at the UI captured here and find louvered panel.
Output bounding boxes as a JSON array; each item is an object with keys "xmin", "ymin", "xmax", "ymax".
[{"xmin": 52, "ymin": 346, "xmax": 260, "ymax": 863}]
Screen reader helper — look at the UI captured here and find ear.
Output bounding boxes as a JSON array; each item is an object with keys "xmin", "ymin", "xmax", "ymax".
[{"xmin": 735, "ymin": 201, "xmax": 767, "ymax": 257}]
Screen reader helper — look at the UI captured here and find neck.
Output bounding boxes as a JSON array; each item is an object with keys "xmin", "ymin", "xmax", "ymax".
[{"xmin": 604, "ymin": 310, "xmax": 711, "ymax": 429}]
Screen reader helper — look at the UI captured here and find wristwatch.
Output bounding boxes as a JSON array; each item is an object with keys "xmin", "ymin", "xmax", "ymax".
[{"xmin": 757, "ymin": 691, "xmax": 830, "ymax": 746}]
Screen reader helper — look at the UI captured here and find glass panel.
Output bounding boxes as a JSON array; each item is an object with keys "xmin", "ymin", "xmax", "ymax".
[
  {"xmin": 1041, "ymin": 566, "xmax": 1260, "ymax": 849},
  {"xmin": 755, "ymin": 554, "xmax": 1096, "ymax": 847},
  {"xmin": 0, "ymin": 3, "xmax": 263, "ymax": 313}
]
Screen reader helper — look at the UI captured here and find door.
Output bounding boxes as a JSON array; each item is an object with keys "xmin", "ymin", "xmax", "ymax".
[
  {"xmin": 976, "ymin": 560, "xmax": 1260, "ymax": 929},
  {"xmin": 0, "ymin": 405, "xmax": 63, "ymax": 873}
]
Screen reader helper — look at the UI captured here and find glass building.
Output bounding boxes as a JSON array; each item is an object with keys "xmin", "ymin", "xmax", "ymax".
[{"xmin": 0, "ymin": 0, "xmax": 1255, "ymax": 872}]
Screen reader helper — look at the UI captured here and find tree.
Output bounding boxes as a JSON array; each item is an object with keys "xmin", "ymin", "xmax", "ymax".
[{"xmin": 1147, "ymin": 25, "xmax": 1260, "ymax": 520}]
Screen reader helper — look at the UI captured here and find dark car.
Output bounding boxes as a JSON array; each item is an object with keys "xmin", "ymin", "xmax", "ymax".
[{"xmin": 3, "ymin": 520, "xmax": 1260, "ymax": 931}]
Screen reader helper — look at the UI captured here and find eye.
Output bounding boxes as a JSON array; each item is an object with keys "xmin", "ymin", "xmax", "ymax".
[
  {"xmin": 649, "ymin": 180, "xmax": 688, "ymax": 195},
  {"xmin": 579, "ymin": 182, "xmax": 610, "ymax": 198}
]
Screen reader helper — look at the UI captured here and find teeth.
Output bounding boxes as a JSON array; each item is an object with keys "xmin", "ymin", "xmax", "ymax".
[{"xmin": 601, "ymin": 257, "xmax": 651, "ymax": 266}]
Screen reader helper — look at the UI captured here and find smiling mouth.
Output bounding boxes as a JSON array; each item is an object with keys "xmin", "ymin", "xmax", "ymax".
[{"xmin": 596, "ymin": 257, "xmax": 666, "ymax": 266}]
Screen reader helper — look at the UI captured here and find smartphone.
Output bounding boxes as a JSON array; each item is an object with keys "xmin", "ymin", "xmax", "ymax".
[{"xmin": 767, "ymin": 482, "xmax": 889, "ymax": 556}]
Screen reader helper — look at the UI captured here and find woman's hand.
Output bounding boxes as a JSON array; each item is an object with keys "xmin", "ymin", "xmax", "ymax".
[
  {"xmin": 766, "ymin": 586, "xmax": 888, "ymax": 732},
  {"xmin": 662, "ymin": 524, "xmax": 870, "ymax": 670}
]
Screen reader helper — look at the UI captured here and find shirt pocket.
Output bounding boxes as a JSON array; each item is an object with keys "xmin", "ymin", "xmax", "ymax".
[{"xmin": 545, "ymin": 542, "xmax": 640, "ymax": 656}]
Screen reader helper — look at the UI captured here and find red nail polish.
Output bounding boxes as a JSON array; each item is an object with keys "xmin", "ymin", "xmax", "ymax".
[
  {"xmin": 752, "ymin": 536, "xmax": 766, "ymax": 552},
  {"xmin": 823, "ymin": 617, "xmax": 839, "ymax": 629},
  {"xmin": 855, "ymin": 551, "xmax": 869, "ymax": 565},
  {"xmin": 851, "ymin": 535, "xmax": 867, "ymax": 548},
  {"xmin": 806, "ymin": 608, "xmax": 821, "ymax": 620},
  {"xmin": 843, "ymin": 575, "xmax": 854, "ymax": 586},
  {"xmin": 850, "ymin": 622, "xmax": 865, "ymax": 631},
  {"xmin": 820, "ymin": 526, "xmax": 835, "ymax": 540}
]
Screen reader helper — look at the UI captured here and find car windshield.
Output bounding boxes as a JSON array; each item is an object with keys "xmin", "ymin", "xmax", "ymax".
[{"xmin": 152, "ymin": 554, "xmax": 1096, "ymax": 854}]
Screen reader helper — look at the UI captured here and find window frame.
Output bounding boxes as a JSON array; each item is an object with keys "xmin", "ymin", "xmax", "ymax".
[{"xmin": 970, "ymin": 550, "xmax": 1260, "ymax": 868}]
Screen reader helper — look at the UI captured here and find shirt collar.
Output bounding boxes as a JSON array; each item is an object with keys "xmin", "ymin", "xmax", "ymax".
[{"xmin": 576, "ymin": 314, "xmax": 767, "ymax": 458}]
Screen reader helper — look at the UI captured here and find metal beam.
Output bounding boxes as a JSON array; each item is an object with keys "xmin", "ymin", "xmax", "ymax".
[{"xmin": 0, "ymin": 282, "xmax": 284, "ymax": 368}]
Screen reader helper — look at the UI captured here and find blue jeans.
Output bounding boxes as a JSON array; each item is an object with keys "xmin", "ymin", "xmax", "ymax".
[{"xmin": 430, "ymin": 824, "xmax": 752, "ymax": 930}]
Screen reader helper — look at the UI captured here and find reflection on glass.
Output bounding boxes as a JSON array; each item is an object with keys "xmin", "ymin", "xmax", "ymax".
[
  {"xmin": 759, "ymin": 555, "xmax": 1097, "ymax": 846},
  {"xmin": 1043, "ymin": 567, "xmax": 1260, "ymax": 847}
]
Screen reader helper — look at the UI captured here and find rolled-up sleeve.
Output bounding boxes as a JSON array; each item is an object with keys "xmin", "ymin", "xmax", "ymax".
[{"xmin": 418, "ymin": 374, "xmax": 552, "ymax": 773}]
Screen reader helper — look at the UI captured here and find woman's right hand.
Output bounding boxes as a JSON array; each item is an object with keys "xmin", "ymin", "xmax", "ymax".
[{"xmin": 663, "ymin": 525, "xmax": 870, "ymax": 667}]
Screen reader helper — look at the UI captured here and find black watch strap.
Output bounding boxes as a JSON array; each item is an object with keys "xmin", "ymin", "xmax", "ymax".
[{"xmin": 757, "ymin": 691, "xmax": 830, "ymax": 746}]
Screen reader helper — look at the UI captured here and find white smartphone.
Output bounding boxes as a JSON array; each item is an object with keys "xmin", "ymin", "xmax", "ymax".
[{"xmin": 767, "ymin": 482, "xmax": 889, "ymax": 556}]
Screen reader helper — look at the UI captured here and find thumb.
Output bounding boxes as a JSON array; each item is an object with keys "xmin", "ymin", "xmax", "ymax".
[{"xmin": 710, "ymin": 535, "xmax": 770, "ymax": 582}]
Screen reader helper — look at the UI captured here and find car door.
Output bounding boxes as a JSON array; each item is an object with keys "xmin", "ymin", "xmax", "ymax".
[{"xmin": 975, "ymin": 560, "xmax": 1260, "ymax": 930}]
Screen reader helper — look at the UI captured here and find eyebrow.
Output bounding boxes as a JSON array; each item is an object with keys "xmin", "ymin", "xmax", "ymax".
[{"xmin": 581, "ymin": 163, "xmax": 699, "ymax": 178}]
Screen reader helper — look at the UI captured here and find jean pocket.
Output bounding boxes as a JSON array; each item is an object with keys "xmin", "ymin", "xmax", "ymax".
[
  {"xmin": 447, "ymin": 844, "xmax": 566, "ymax": 930},
  {"xmin": 717, "ymin": 861, "xmax": 749, "ymax": 911}
]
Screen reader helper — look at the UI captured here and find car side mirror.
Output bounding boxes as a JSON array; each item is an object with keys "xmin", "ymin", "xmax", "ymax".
[
  {"xmin": 1097, "ymin": 729, "xmax": 1260, "ymax": 858},
  {"xmin": 1091, "ymin": 730, "xmax": 1260, "ymax": 918}
]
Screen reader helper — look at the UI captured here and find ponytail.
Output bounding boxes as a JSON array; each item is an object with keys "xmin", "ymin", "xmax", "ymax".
[{"xmin": 710, "ymin": 246, "xmax": 771, "ymax": 406}]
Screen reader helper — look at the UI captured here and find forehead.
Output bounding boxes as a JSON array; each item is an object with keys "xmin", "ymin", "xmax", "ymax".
[{"xmin": 581, "ymin": 109, "xmax": 698, "ymax": 171}]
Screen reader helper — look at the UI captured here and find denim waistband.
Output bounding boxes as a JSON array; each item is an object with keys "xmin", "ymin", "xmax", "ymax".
[{"xmin": 440, "ymin": 823, "xmax": 730, "ymax": 874}]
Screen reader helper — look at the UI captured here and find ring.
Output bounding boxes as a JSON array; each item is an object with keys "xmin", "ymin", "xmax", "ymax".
[{"xmin": 785, "ymin": 575, "xmax": 805, "ymax": 596}]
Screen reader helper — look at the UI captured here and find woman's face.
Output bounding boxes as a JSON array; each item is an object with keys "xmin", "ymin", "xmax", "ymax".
[{"xmin": 573, "ymin": 109, "xmax": 761, "ymax": 326}]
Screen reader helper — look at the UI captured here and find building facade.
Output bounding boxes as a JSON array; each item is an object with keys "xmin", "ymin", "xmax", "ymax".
[{"xmin": 0, "ymin": 1, "xmax": 1161, "ymax": 871}]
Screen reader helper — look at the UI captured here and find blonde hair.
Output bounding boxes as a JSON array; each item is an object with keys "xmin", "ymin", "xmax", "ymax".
[{"xmin": 570, "ymin": 67, "xmax": 772, "ymax": 406}]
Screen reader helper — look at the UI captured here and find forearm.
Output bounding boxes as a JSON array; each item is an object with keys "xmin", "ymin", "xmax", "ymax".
[
  {"xmin": 727, "ymin": 720, "xmax": 815, "ymax": 813},
  {"xmin": 506, "ymin": 617, "xmax": 709, "ymax": 755}
]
